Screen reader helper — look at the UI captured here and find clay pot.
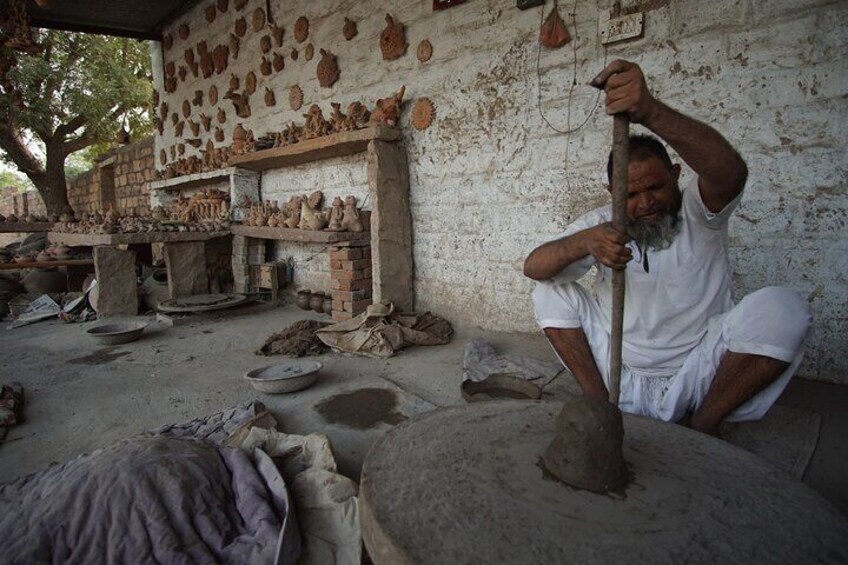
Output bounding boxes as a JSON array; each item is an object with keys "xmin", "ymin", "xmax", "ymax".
[
  {"xmin": 309, "ymin": 292, "xmax": 324, "ymax": 312},
  {"xmin": 296, "ymin": 290, "xmax": 311, "ymax": 310},
  {"xmin": 21, "ymin": 268, "xmax": 67, "ymax": 294},
  {"xmin": 141, "ymin": 270, "xmax": 170, "ymax": 311},
  {"xmin": 322, "ymin": 296, "xmax": 333, "ymax": 315}
]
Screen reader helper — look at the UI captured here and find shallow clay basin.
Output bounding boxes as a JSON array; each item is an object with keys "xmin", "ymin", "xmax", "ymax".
[{"xmin": 86, "ymin": 322, "xmax": 148, "ymax": 345}]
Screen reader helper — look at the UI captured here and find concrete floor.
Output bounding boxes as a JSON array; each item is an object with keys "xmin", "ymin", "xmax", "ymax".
[{"xmin": 1, "ymin": 302, "xmax": 846, "ymax": 518}]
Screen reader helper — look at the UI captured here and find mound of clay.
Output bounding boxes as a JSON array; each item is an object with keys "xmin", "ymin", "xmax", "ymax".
[
  {"xmin": 256, "ymin": 319, "xmax": 331, "ymax": 357},
  {"xmin": 541, "ymin": 396, "xmax": 628, "ymax": 493}
]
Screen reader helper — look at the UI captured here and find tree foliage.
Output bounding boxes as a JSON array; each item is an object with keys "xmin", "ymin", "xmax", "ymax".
[{"xmin": 0, "ymin": 29, "xmax": 152, "ymax": 213}]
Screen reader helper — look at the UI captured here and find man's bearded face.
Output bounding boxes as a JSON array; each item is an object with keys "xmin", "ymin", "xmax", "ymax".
[{"xmin": 624, "ymin": 157, "xmax": 683, "ymax": 251}]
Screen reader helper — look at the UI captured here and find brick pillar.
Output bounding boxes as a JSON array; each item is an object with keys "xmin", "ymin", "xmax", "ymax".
[
  {"xmin": 231, "ymin": 235, "xmax": 250, "ymax": 294},
  {"xmin": 330, "ymin": 244, "xmax": 372, "ymax": 321}
]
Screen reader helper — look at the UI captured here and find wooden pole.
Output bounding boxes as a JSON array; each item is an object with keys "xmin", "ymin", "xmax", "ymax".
[{"xmin": 609, "ymin": 113, "xmax": 629, "ymax": 406}]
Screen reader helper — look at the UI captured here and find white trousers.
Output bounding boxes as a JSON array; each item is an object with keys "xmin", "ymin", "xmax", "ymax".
[{"xmin": 533, "ymin": 283, "xmax": 812, "ymax": 422}]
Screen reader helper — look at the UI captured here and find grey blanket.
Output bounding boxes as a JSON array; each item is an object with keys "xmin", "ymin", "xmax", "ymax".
[{"xmin": 0, "ymin": 435, "xmax": 300, "ymax": 564}]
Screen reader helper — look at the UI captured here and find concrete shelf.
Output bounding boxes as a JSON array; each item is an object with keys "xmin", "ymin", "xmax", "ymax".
[
  {"xmin": 227, "ymin": 126, "xmax": 402, "ymax": 171},
  {"xmin": 231, "ymin": 225, "xmax": 369, "ymax": 244},
  {"xmin": 0, "ymin": 222, "xmax": 55, "ymax": 233},
  {"xmin": 48, "ymin": 231, "xmax": 230, "ymax": 246}
]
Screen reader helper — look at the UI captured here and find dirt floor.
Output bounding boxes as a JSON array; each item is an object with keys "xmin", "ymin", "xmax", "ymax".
[{"xmin": 0, "ymin": 302, "xmax": 846, "ymax": 517}]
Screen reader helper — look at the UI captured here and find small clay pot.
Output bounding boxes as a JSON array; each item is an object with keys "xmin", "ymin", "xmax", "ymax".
[
  {"xmin": 296, "ymin": 290, "xmax": 311, "ymax": 310},
  {"xmin": 309, "ymin": 292, "xmax": 324, "ymax": 312},
  {"xmin": 322, "ymin": 296, "xmax": 333, "ymax": 314}
]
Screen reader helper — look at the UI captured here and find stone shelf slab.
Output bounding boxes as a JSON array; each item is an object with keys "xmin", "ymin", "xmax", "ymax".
[
  {"xmin": 0, "ymin": 222, "xmax": 55, "ymax": 232},
  {"xmin": 149, "ymin": 167, "xmax": 239, "ymax": 193},
  {"xmin": 48, "ymin": 231, "xmax": 230, "ymax": 246},
  {"xmin": 0, "ymin": 259, "xmax": 94, "ymax": 270},
  {"xmin": 231, "ymin": 225, "xmax": 369, "ymax": 243},
  {"xmin": 228, "ymin": 126, "xmax": 402, "ymax": 171}
]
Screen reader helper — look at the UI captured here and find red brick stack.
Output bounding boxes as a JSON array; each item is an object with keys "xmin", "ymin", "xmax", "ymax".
[{"xmin": 329, "ymin": 244, "xmax": 373, "ymax": 321}]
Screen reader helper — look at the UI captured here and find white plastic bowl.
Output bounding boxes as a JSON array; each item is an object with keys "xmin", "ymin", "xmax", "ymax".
[{"xmin": 244, "ymin": 360, "xmax": 322, "ymax": 394}]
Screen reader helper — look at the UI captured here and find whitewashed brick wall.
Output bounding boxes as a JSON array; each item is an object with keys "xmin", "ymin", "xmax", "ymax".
[{"xmin": 154, "ymin": 0, "xmax": 848, "ymax": 383}]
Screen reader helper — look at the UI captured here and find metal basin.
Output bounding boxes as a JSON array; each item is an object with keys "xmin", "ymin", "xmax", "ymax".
[
  {"xmin": 86, "ymin": 322, "xmax": 148, "ymax": 345},
  {"xmin": 244, "ymin": 360, "xmax": 322, "ymax": 394}
]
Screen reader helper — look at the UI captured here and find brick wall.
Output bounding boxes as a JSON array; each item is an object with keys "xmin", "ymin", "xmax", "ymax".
[
  {"xmin": 68, "ymin": 137, "xmax": 156, "ymax": 217},
  {"xmin": 0, "ymin": 189, "xmax": 46, "ymax": 219}
]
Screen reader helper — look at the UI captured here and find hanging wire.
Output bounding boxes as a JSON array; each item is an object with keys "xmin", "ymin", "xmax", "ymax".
[{"xmin": 535, "ymin": 0, "xmax": 606, "ymax": 136}]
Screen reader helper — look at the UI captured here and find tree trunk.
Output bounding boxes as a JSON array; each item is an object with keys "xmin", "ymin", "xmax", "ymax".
[{"xmin": 38, "ymin": 139, "xmax": 72, "ymax": 216}]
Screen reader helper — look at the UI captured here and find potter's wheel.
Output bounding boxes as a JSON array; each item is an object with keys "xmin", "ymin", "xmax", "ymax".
[
  {"xmin": 157, "ymin": 293, "xmax": 248, "ymax": 312},
  {"xmin": 360, "ymin": 401, "xmax": 848, "ymax": 564}
]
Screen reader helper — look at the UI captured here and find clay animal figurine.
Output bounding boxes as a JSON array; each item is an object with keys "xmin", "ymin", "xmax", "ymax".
[
  {"xmin": 380, "ymin": 13, "xmax": 407, "ymax": 60},
  {"xmin": 283, "ymin": 196, "xmax": 302, "ymax": 229},
  {"xmin": 347, "ymin": 101, "xmax": 370, "ymax": 128},
  {"xmin": 341, "ymin": 195, "xmax": 364, "ymax": 232},
  {"xmin": 370, "ymin": 85, "xmax": 406, "ymax": 127},
  {"xmin": 316, "ymin": 49, "xmax": 340, "ymax": 88},
  {"xmin": 299, "ymin": 198, "xmax": 327, "ymax": 230},
  {"xmin": 329, "ymin": 102, "xmax": 348, "ymax": 132},
  {"xmin": 325, "ymin": 196, "xmax": 344, "ymax": 231},
  {"xmin": 225, "ymin": 90, "xmax": 251, "ymax": 118},
  {"xmin": 303, "ymin": 104, "xmax": 330, "ymax": 139}
]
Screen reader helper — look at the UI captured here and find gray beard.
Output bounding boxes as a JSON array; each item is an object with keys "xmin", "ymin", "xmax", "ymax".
[{"xmin": 627, "ymin": 211, "xmax": 681, "ymax": 251}]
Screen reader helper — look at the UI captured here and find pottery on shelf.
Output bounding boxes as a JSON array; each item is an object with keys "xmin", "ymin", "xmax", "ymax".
[{"xmin": 322, "ymin": 296, "xmax": 333, "ymax": 315}]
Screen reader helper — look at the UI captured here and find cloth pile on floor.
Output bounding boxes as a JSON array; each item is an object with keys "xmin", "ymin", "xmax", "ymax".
[
  {"xmin": 0, "ymin": 401, "xmax": 360, "ymax": 565},
  {"xmin": 256, "ymin": 319, "xmax": 332, "ymax": 357},
  {"xmin": 316, "ymin": 302, "xmax": 453, "ymax": 359}
]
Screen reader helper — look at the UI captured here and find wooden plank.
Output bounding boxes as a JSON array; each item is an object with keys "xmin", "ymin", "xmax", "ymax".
[
  {"xmin": 0, "ymin": 259, "xmax": 94, "ymax": 270},
  {"xmin": 0, "ymin": 222, "xmax": 55, "ymax": 233},
  {"xmin": 48, "ymin": 231, "xmax": 230, "ymax": 246},
  {"xmin": 228, "ymin": 126, "xmax": 402, "ymax": 171},
  {"xmin": 231, "ymin": 225, "xmax": 369, "ymax": 243}
]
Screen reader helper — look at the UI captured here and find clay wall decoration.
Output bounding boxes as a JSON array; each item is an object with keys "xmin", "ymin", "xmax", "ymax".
[
  {"xmin": 171, "ymin": 112, "xmax": 179, "ymax": 125},
  {"xmin": 215, "ymin": 127, "xmax": 225, "ymax": 142},
  {"xmin": 272, "ymin": 52, "xmax": 284, "ymax": 72},
  {"xmin": 289, "ymin": 85, "xmax": 303, "ymax": 110},
  {"xmin": 229, "ymin": 33, "xmax": 240, "ymax": 59},
  {"xmin": 153, "ymin": 89, "xmax": 159, "ymax": 107},
  {"xmin": 209, "ymin": 85, "xmax": 218, "ymax": 105},
  {"xmin": 160, "ymin": 149, "xmax": 167, "ymax": 165},
  {"xmin": 290, "ymin": 48, "xmax": 298, "ymax": 61},
  {"xmin": 192, "ymin": 89, "xmax": 203, "ymax": 106},
  {"xmin": 170, "ymin": 145, "xmax": 176, "ymax": 160},
  {"xmin": 159, "ymin": 101, "xmax": 168, "ymax": 120},
  {"xmin": 217, "ymin": 107, "xmax": 227, "ymax": 123},
  {"xmin": 234, "ymin": 17, "xmax": 246, "ymax": 37},
  {"xmin": 205, "ymin": 5, "xmax": 216, "ymax": 23},
  {"xmin": 217, "ymin": 0, "xmax": 228, "ymax": 12},
  {"xmin": 165, "ymin": 77, "xmax": 177, "ymax": 93},
  {"xmin": 182, "ymin": 99, "xmax": 191, "ymax": 118},
  {"xmin": 294, "ymin": 16, "xmax": 309, "ymax": 43},
  {"xmin": 200, "ymin": 113, "xmax": 212, "ymax": 131},
  {"xmin": 163, "ymin": 33, "xmax": 173, "ymax": 50},
  {"xmin": 186, "ymin": 138, "xmax": 202, "ymax": 148},
  {"xmin": 540, "ymin": 0, "xmax": 571, "ymax": 48},
  {"xmin": 380, "ymin": 14, "xmax": 407, "ymax": 60},
  {"xmin": 185, "ymin": 47, "xmax": 196, "ymax": 67},
  {"xmin": 229, "ymin": 73, "xmax": 239, "ymax": 91},
  {"xmin": 316, "ymin": 49, "xmax": 340, "ymax": 88},
  {"xmin": 225, "ymin": 90, "xmax": 251, "ymax": 118},
  {"xmin": 370, "ymin": 85, "xmax": 405, "ymax": 126},
  {"xmin": 178, "ymin": 143, "xmax": 185, "ymax": 155},
  {"xmin": 260, "ymin": 56, "xmax": 272, "ymax": 76},
  {"xmin": 343, "ymin": 17, "xmax": 357, "ymax": 40},
  {"xmin": 260, "ymin": 35, "xmax": 271, "ymax": 53},
  {"xmin": 178, "ymin": 65, "xmax": 187, "ymax": 81},
  {"xmin": 417, "ymin": 39, "xmax": 433, "ymax": 62},
  {"xmin": 175, "ymin": 121, "xmax": 185, "ymax": 136},
  {"xmin": 165, "ymin": 61, "xmax": 176, "ymax": 76},
  {"xmin": 234, "ymin": 0, "xmax": 247, "ymax": 10},
  {"xmin": 411, "ymin": 97, "xmax": 435, "ymax": 130},
  {"xmin": 178, "ymin": 23, "xmax": 190, "ymax": 40},
  {"xmin": 199, "ymin": 44, "xmax": 214, "ymax": 78},
  {"xmin": 188, "ymin": 119, "xmax": 200, "ymax": 136},
  {"xmin": 212, "ymin": 44, "xmax": 229, "ymax": 74},
  {"xmin": 155, "ymin": 117, "xmax": 164, "ymax": 135},
  {"xmin": 265, "ymin": 87, "xmax": 276, "ymax": 106},
  {"xmin": 305, "ymin": 43, "xmax": 314, "ymax": 61},
  {"xmin": 272, "ymin": 24, "xmax": 284, "ymax": 47},
  {"xmin": 252, "ymin": 7, "xmax": 266, "ymax": 31},
  {"xmin": 245, "ymin": 71, "xmax": 257, "ymax": 95}
]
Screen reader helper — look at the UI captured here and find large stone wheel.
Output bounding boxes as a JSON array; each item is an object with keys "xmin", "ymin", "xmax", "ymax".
[{"xmin": 360, "ymin": 400, "xmax": 848, "ymax": 564}]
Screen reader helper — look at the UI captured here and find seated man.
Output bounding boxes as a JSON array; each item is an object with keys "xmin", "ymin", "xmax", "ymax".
[{"xmin": 523, "ymin": 60, "xmax": 811, "ymax": 435}]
